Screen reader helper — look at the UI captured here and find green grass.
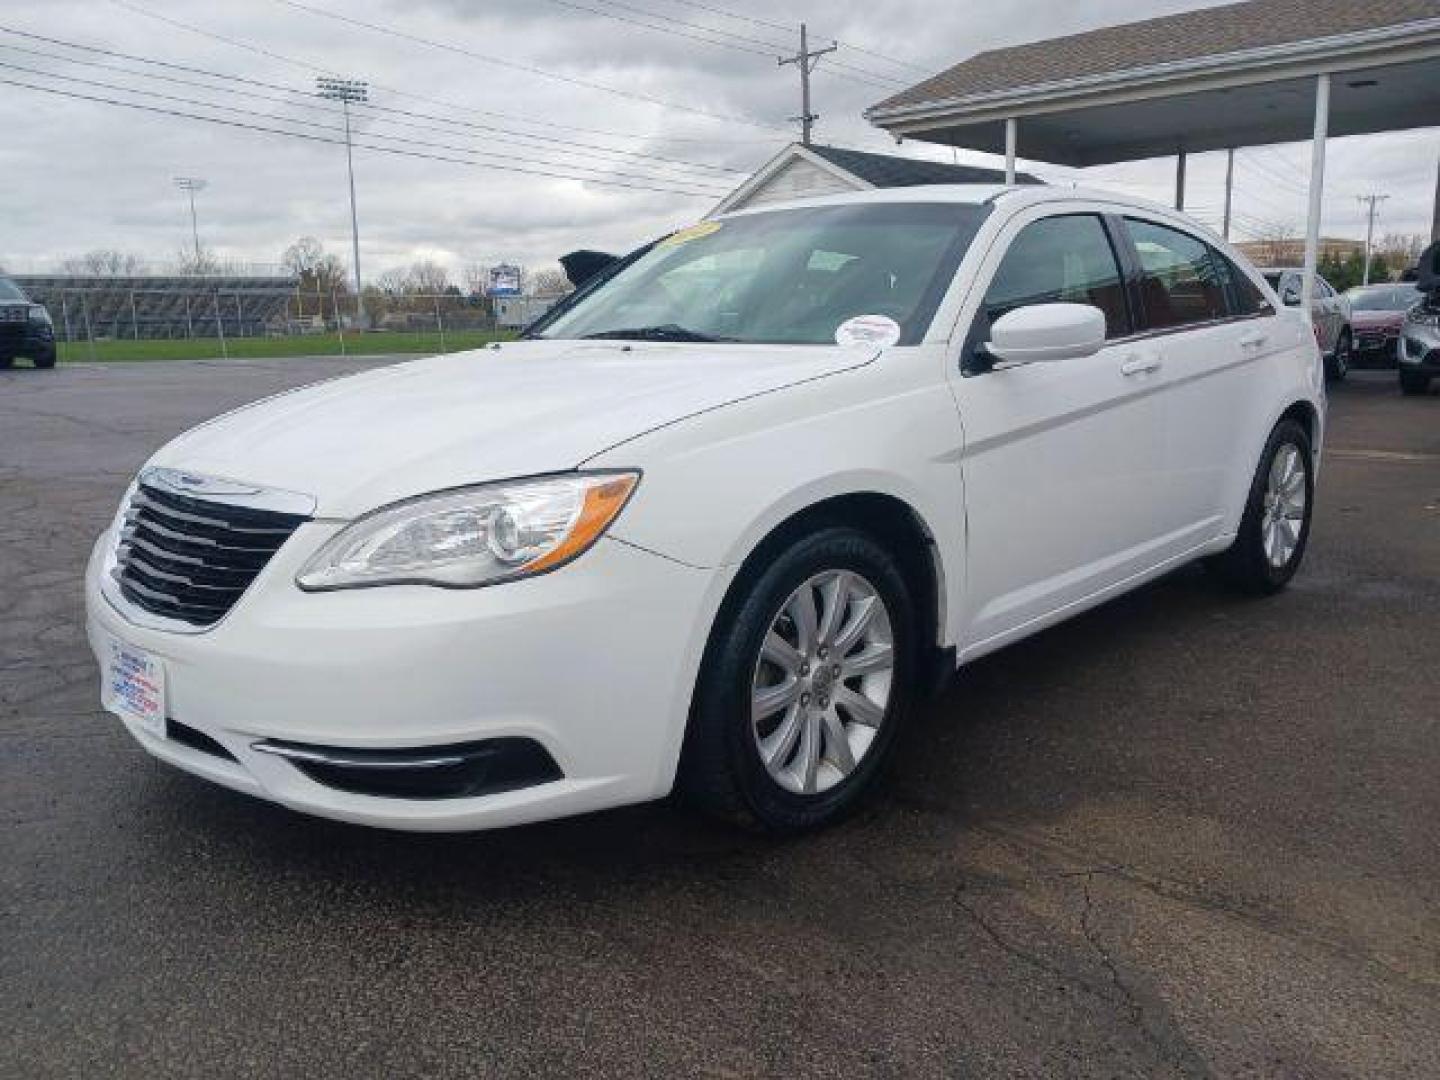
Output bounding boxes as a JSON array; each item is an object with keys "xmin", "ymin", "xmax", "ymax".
[{"xmin": 57, "ymin": 328, "xmax": 515, "ymax": 363}]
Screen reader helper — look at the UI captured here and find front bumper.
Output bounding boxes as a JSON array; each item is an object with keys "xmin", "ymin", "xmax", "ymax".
[
  {"xmin": 86, "ymin": 523, "xmax": 723, "ymax": 830},
  {"xmin": 0, "ymin": 323, "xmax": 55, "ymax": 359},
  {"xmin": 1398, "ymin": 323, "xmax": 1440, "ymax": 373}
]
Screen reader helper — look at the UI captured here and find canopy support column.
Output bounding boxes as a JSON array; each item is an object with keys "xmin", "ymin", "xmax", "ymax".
[
  {"xmin": 1302, "ymin": 73, "xmax": 1330, "ymax": 323},
  {"xmin": 1222, "ymin": 148, "xmax": 1234, "ymax": 240},
  {"xmin": 1004, "ymin": 118, "xmax": 1017, "ymax": 185},
  {"xmin": 1175, "ymin": 149, "xmax": 1186, "ymax": 210}
]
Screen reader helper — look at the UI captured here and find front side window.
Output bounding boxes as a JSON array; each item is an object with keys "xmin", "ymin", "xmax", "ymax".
[
  {"xmin": 977, "ymin": 214, "xmax": 1130, "ymax": 338},
  {"xmin": 1126, "ymin": 218, "xmax": 1228, "ymax": 329},
  {"xmin": 532, "ymin": 202, "xmax": 990, "ymax": 346}
]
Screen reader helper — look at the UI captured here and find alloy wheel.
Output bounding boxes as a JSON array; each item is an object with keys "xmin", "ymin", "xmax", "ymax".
[
  {"xmin": 1261, "ymin": 443, "xmax": 1308, "ymax": 568},
  {"xmin": 750, "ymin": 569, "xmax": 894, "ymax": 795}
]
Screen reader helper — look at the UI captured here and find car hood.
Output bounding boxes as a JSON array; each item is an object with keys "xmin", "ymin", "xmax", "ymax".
[{"xmin": 150, "ymin": 339, "xmax": 878, "ymax": 517}]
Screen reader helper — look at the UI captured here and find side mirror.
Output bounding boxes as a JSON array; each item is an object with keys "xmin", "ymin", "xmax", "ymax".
[
  {"xmin": 1280, "ymin": 285, "xmax": 1303, "ymax": 306},
  {"xmin": 984, "ymin": 303, "xmax": 1105, "ymax": 366}
]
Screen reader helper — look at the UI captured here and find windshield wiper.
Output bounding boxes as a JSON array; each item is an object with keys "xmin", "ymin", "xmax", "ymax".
[{"xmin": 582, "ymin": 324, "xmax": 736, "ymax": 343}]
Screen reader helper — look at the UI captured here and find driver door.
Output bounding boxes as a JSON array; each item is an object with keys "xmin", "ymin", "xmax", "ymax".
[{"xmin": 949, "ymin": 210, "xmax": 1169, "ymax": 654}]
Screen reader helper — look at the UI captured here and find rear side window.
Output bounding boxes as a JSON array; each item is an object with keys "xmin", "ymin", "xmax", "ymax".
[
  {"xmin": 979, "ymin": 214, "xmax": 1130, "ymax": 338},
  {"xmin": 1126, "ymin": 218, "xmax": 1228, "ymax": 329}
]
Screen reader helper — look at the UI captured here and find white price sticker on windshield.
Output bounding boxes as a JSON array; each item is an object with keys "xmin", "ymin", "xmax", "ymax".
[{"xmin": 835, "ymin": 314, "xmax": 901, "ymax": 348}]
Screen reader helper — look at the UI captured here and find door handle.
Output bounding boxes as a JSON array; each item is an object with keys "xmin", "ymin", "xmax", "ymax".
[
  {"xmin": 1119, "ymin": 354, "xmax": 1161, "ymax": 376},
  {"xmin": 1239, "ymin": 332, "xmax": 1269, "ymax": 350}
]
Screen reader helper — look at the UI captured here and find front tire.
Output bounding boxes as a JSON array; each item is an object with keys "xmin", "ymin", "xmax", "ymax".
[
  {"xmin": 1214, "ymin": 418, "xmax": 1314, "ymax": 595},
  {"xmin": 1325, "ymin": 330, "xmax": 1351, "ymax": 382},
  {"xmin": 32, "ymin": 347, "xmax": 57, "ymax": 370},
  {"xmin": 1400, "ymin": 370, "xmax": 1431, "ymax": 396},
  {"xmin": 679, "ymin": 526, "xmax": 917, "ymax": 832}
]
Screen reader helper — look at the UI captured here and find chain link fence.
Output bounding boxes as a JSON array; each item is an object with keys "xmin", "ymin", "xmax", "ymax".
[{"xmin": 15, "ymin": 277, "xmax": 542, "ymax": 362}]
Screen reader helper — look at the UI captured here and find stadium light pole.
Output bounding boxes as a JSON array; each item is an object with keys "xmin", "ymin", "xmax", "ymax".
[
  {"xmin": 173, "ymin": 177, "xmax": 207, "ymax": 265},
  {"xmin": 316, "ymin": 76, "xmax": 368, "ymax": 329}
]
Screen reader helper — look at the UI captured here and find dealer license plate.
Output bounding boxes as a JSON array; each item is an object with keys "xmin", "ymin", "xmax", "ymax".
[{"xmin": 103, "ymin": 636, "xmax": 166, "ymax": 739}]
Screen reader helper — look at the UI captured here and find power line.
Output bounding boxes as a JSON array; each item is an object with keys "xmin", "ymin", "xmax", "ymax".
[
  {"xmin": 107, "ymin": 0, "xmax": 782, "ymax": 145},
  {"xmin": 642, "ymin": 0, "xmax": 937, "ymax": 73},
  {"xmin": 269, "ymin": 0, "xmax": 791, "ymax": 132},
  {"xmin": 0, "ymin": 58, "xmax": 731, "ymax": 193},
  {"xmin": 0, "ymin": 38, "xmax": 747, "ymax": 178},
  {"xmin": 0, "ymin": 74, "xmax": 732, "ymax": 198},
  {"xmin": 536, "ymin": 0, "xmax": 906, "ymax": 89}
]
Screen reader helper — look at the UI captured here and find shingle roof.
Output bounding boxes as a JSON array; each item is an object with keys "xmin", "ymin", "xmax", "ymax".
[
  {"xmin": 871, "ymin": 0, "xmax": 1440, "ymax": 113},
  {"xmin": 806, "ymin": 145, "xmax": 1039, "ymax": 186}
]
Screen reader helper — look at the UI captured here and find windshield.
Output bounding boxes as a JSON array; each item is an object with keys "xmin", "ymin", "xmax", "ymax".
[
  {"xmin": 532, "ymin": 202, "xmax": 990, "ymax": 346},
  {"xmin": 1346, "ymin": 285, "xmax": 1422, "ymax": 311},
  {"xmin": 0, "ymin": 278, "xmax": 26, "ymax": 302}
]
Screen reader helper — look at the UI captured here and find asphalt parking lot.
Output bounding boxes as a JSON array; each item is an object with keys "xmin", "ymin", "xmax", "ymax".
[{"xmin": 3, "ymin": 358, "xmax": 1437, "ymax": 1079}]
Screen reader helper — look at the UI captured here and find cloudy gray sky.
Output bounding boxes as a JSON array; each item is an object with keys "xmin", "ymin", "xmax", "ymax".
[{"xmin": 1, "ymin": 0, "xmax": 1435, "ymax": 281}]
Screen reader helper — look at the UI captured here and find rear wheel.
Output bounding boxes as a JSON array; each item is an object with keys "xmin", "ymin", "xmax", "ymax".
[
  {"xmin": 1400, "ymin": 370, "xmax": 1431, "ymax": 396},
  {"xmin": 679, "ymin": 526, "xmax": 916, "ymax": 832},
  {"xmin": 32, "ymin": 348, "xmax": 57, "ymax": 370},
  {"xmin": 1325, "ymin": 330, "xmax": 1351, "ymax": 382},
  {"xmin": 1213, "ymin": 418, "xmax": 1314, "ymax": 595},
  {"xmin": 0, "ymin": 355, "xmax": 13, "ymax": 371}
]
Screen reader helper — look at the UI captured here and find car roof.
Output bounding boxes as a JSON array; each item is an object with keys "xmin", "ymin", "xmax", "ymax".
[{"xmin": 715, "ymin": 183, "xmax": 1212, "ymax": 229}]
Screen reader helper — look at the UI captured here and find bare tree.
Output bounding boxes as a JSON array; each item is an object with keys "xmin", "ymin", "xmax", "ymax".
[
  {"xmin": 531, "ymin": 267, "xmax": 574, "ymax": 297},
  {"xmin": 59, "ymin": 249, "xmax": 145, "ymax": 276},
  {"xmin": 1375, "ymin": 233, "xmax": 1428, "ymax": 276},
  {"xmin": 406, "ymin": 259, "xmax": 451, "ymax": 295},
  {"xmin": 175, "ymin": 245, "xmax": 221, "ymax": 276},
  {"xmin": 281, "ymin": 237, "xmax": 349, "ymax": 293}
]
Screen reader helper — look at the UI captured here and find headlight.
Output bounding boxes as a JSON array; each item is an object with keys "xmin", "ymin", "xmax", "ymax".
[{"xmin": 296, "ymin": 471, "xmax": 639, "ymax": 590}]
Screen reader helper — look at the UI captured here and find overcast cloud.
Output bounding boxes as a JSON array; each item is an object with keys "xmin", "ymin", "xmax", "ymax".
[{"xmin": 0, "ymin": 0, "xmax": 1435, "ymax": 281}]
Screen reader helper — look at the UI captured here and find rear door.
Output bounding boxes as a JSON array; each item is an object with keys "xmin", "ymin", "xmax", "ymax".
[
  {"xmin": 1118, "ymin": 216, "xmax": 1277, "ymax": 546},
  {"xmin": 949, "ymin": 210, "xmax": 1169, "ymax": 650}
]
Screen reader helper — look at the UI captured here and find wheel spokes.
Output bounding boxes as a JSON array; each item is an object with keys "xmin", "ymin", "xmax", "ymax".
[
  {"xmin": 835, "ymin": 685, "xmax": 884, "ymax": 728},
  {"xmin": 752, "ymin": 676, "xmax": 800, "ymax": 723},
  {"xmin": 759, "ymin": 702, "xmax": 804, "ymax": 768},
  {"xmin": 820, "ymin": 709, "xmax": 856, "ymax": 776},
  {"xmin": 841, "ymin": 642, "xmax": 893, "ymax": 678},
  {"xmin": 761, "ymin": 630, "xmax": 803, "ymax": 674}
]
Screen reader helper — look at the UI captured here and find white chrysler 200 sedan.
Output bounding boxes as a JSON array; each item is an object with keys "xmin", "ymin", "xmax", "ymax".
[{"xmin": 86, "ymin": 186, "xmax": 1324, "ymax": 833}]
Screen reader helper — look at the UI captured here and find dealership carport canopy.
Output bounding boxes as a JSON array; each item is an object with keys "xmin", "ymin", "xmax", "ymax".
[{"xmin": 865, "ymin": 0, "xmax": 1440, "ymax": 311}]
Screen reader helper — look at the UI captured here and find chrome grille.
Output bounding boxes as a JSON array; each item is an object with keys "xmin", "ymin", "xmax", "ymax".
[{"xmin": 114, "ymin": 482, "xmax": 308, "ymax": 627}]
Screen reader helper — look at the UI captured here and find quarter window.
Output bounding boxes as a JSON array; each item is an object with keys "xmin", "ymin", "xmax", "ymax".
[
  {"xmin": 978, "ymin": 214, "xmax": 1130, "ymax": 340},
  {"xmin": 1211, "ymin": 251, "xmax": 1273, "ymax": 317},
  {"xmin": 1126, "ymin": 218, "xmax": 1228, "ymax": 329}
]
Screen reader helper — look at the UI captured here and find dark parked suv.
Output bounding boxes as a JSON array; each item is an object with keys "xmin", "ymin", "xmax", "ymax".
[{"xmin": 0, "ymin": 276, "xmax": 57, "ymax": 369}]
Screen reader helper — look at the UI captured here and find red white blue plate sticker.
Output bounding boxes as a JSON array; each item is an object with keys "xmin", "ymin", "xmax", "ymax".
[
  {"xmin": 835, "ymin": 314, "xmax": 901, "ymax": 348},
  {"xmin": 104, "ymin": 636, "xmax": 166, "ymax": 738}
]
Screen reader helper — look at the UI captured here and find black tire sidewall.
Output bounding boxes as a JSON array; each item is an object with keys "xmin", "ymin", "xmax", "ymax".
[
  {"xmin": 691, "ymin": 527, "xmax": 917, "ymax": 831},
  {"xmin": 1234, "ymin": 419, "xmax": 1315, "ymax": 592}
]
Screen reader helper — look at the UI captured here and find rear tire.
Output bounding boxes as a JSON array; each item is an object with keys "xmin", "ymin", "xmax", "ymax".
[
  {"xmin": 1325, "ymin": 330, "xmax": 1351, "ymax": 382},
  {"xmin": 0, "ymin": 355, "xmax": 13, "ymax": 371},
  {"xmin": 1400, "ymin": 370, "xmax": 1431, "ymax": 396},
  {"xmin": 678, "ymin": 526, "xmax": 917, "ymax": 832},
  {"xmin": 32, "ymin": 348, "xmax": 57, "ymax": 370},
  {"xmin": 1213, "ymin": 418, "xmax": 1314, "ymax": 595}
]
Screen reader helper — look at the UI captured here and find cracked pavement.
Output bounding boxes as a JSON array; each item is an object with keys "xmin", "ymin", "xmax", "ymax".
[{"xmin": 3, "ymin": 359, "xmax": 1438, "ymax": 1078}]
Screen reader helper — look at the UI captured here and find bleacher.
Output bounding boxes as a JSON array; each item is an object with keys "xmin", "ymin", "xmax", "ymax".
[{"xmin": 13, "ymin": 275, "xmax": 298, "ymax": 340}]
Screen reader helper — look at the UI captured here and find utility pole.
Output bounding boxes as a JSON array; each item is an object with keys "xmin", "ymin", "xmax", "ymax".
[
  {"xmin": 1356, "ymin": 193, "xmax": 1390, "ymax": 285},
  {"xmin": 317, "ymin": 76, "xmax": 368, "ymax": 328},
  {"xmin": 173, "ymin": 177, "xmax": 207, "ymax": 266},
  {"xmin": 778, "ymin": 24, "xmax": 836, "ymax": 146}
]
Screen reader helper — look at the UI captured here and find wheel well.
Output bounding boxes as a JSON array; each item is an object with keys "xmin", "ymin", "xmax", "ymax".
[
  {"xmin": 729, "ymin": 493, "xmax": 942, "ymax": 654},
  {"xmin": 1279, "ymin": 399, "xmax": 1317, "ymax": 443}
]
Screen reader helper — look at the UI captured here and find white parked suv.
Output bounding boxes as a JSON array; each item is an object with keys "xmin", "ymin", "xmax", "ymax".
[{"xmin": 86, "ymin": 186, "xmax": 1325, "ymax": 833}]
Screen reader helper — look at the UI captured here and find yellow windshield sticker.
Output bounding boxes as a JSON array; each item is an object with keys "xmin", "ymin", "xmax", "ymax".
[{"xmin": 659, "ymin": 221, "xmax": 722, "ymax": 247}]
